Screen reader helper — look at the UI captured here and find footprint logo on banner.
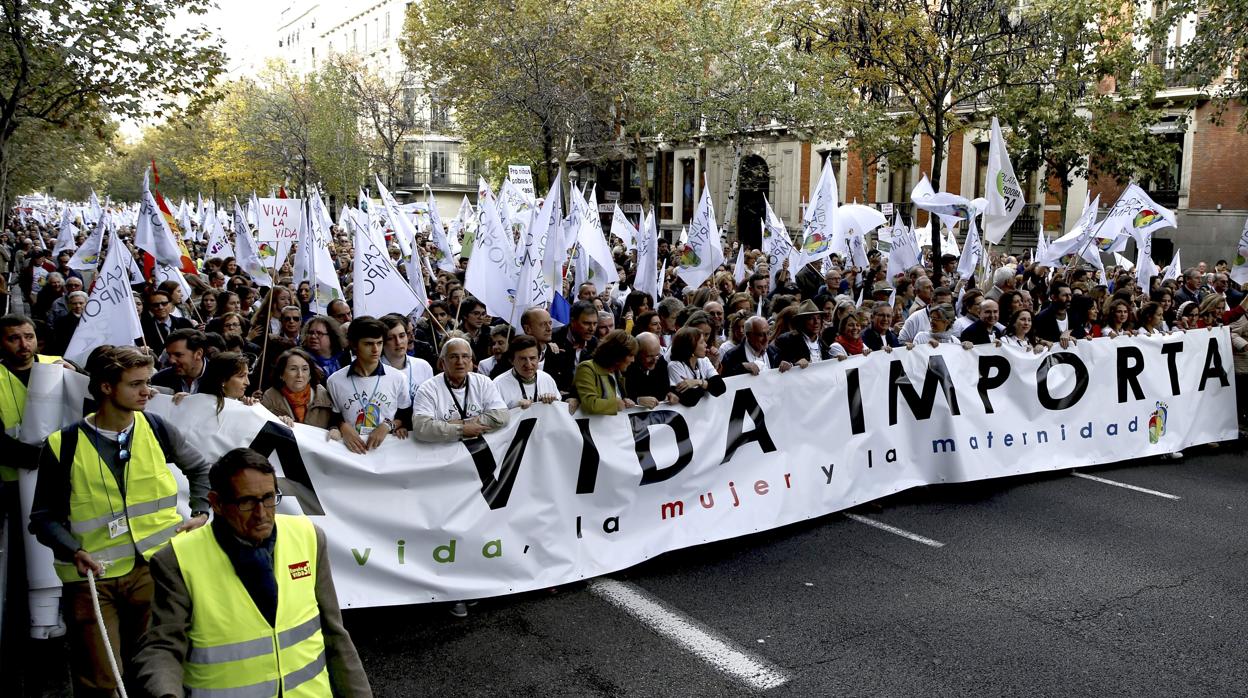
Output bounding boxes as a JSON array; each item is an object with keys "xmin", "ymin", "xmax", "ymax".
[{"xmin": 1148, "ymin": 401, "xmax": 1168, "ymax": 444}]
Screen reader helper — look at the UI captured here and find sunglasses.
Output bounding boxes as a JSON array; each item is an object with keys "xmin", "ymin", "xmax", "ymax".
[{"xmin": 116, "ymin": 429, "xmax": 131, "ymax": 464}]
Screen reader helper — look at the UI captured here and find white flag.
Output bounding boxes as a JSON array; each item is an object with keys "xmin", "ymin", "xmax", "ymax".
[
  {"xmin": 610, "ymin": 203, "xmax": 638, "ymax": 252},
  {"xmin": 69, "ymin": 213, "xmax": 107, "ymax": 271},
  {"xmin": 761, "ymin": 196, "xmax": 800, "ymax": 289},
  {"xmin": 511, "ymin": 174, "xmax": 562, "ymax": 327},
  {"xmin": 675, "ymin": 183, "xmax": 724, "ymax": 290},
  {"xmin": 65, "ymin": 228, "xmax": 144, "ymax": 364},
  {"xmin": 1037, "ymin": 195, "xmax": 1101, "ymax": 268},
  {"xmin": 352, "ymin": 215, "xmax": 422, "ymax": 320},
  {"xmin": 465, "ymin": 179, "xmax": 522, "ymax": 319},
  {"xmin": 1113, "ymin": 251, "xmax": 1135, "ymax": 271},
  {"xmin": 576, "ymin": 187, "xmax": 618, "ymax": 287},
  {"xmin": 634, "ymin": 208, "xmax": 661, "ymax": 307},
  {"xmin": 1231, "ymin": 218, "xmax": 1248, "ymax": 286},
  {"xmin": 887, "ymin": 215, "xmax": 921, "ymax": 282},
  {"xmin": 374, "ymin": 176, "xmax": 428, "ymax": 312},
  {"xmin": 983, "ymin": 117, "xmax": 1024, "ymax": 244},
  {"xmin": 53, "ymin": 206, "xmax": 79, "ymax": 257},
  {"xmin": 1094, "ymin": 183, "xmax": 1177, "ymax": 252},
  {"xmin": 204, "ymin": 207, "xmax": 236, "ymax": 260},
  {"xmin": 1135, "ymin": 227, "xmax": 1159, "ymax": 289},
  {"xmin": 800, "ymin": 159, "xmax": 839, "ymax": 266},
  {"xmin": 426, "ymin": 188, "xmax": 458, "ymax": 273},
  {"xmin": 135, "ymin": 169, "xmax": 184, "ymax": 268},
  {"xmin": 447, "ymin": 196, "xmax": 473, "ymax": 256},
  {"xmin": 1162, "ymin": 248, "xmax": 1182, "ymax": 282},
  {"xmin": 732, "ymin": 244, "xmax": 748, "ymax": 285},
  {"xmin": 305, "ymin": 192, "xmax": 344, "ymax": 312},
  {"xmin": 956, "ymin": 215, "xmax": 984, "ymax": 281},
  {"xmin": 232, "ymin": 198, "xmax": 272, "ymax": 287}
]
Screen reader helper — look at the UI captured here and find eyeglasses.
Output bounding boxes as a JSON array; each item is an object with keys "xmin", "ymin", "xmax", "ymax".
[
  {"xmin": 306, "ymin": 330, "xmax": 329, "ymax": 337},
  {"xmin": 229, "ymin": 491, "xmax": 282, "ymax": 512},
  {"xmin": 282, "ymin": 316, "xmax": 301, "ymax": 322},
  {"xmin": 149, "ymin": 301, "xmax": 170, "ymax": 308}
]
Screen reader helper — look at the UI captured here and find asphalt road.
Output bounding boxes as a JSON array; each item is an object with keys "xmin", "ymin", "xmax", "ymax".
[
  {"xmin": 9, "ymin": 436, "xmax": 1247, "ymax": 696},
  {"xmin": 344, "ymin": 443, "xmax": 1248, "ymax": 698}
]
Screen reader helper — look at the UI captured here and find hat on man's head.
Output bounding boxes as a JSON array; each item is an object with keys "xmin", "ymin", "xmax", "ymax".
[
  {"xmin": 793, "ymin": 299, "xmax": 822, "ymax": 317},
  {"xmin": 871, "ymin": 281, "xmax": 894, "ymax": 296}
]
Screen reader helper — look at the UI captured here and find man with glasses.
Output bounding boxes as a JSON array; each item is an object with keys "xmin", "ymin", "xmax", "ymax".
[
  {"xmin": 278, "ymin": 305, "xmax": 304, "ymax": 342},
  {"xmin": 457, "ymin": 296, "xmax": 493, "ymax": 362},
  {"xmin": 327, "ymin": 298, "xmax": 353, "ymax": 327},
  {"xmin": 30, "ymin": 346, "xmax": 212, "ymax": 697},
  {"xmin": 141, "ymin": 289, "xmax": 193, "ymax": 356},
  {"xmin": 722, "ymin": 315, "xmax": 790, "ymax": 377},
  {"xmin": 135, "ymin": 447, "xmax": 372, "ymax": 697}
]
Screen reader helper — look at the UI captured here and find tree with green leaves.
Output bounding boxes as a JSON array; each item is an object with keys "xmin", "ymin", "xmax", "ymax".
[
  {"xmin": 0, "ymin": 0, "xmax": 224, "ymax": 222},
  {"xmin": 993, "ymin": 0, "xmax": 1179, "ymax": 228},
  {"xmin": 403, "ymin": 0, "xmax": 608, "ymax": 191},
  {"xmin": 1162, "ymin": 0, "xmax": 1248, "ymax": 129},
  {"xmin": 781, "ymin": 0, "xmax": 1050, "ymax": 259}
]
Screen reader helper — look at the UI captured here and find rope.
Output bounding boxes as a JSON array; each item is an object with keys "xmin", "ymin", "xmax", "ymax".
[{"xmin": 86, "ymin": 569, "xmax": 129, "ymax": 698}]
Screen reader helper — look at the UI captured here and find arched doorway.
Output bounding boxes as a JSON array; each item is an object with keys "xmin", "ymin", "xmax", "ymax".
[{"xmin": 736, "ymin": 154, "xmax": 769, "ymax": 249}]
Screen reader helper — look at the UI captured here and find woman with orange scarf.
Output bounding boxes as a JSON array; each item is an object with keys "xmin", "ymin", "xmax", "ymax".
[{"xmin": 259, "ymin": 347, "xmax": 335, "ymax": 429}]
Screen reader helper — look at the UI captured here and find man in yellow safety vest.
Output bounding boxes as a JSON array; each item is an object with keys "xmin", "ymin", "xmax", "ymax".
[
  {"xmin": 29, "ymin": 345, "xmax": 213, "ymax": 697},
  {"xmin": 135, "ymin": 447, "xmax": 372, "ymax": 697}
]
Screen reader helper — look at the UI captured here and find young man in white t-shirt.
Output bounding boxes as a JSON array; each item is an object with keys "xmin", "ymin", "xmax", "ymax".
[
  {"xmin": 326, "ymin": 316, "xmax": 412, "ymax": 454},
  {"xmin": 411, "ymin": 336, "xmax": 508, "ymax": 442},
  {"xmin": 492, "ymin": 334, "xmax": 561, "ymax": 409},
  {"xmin": 379, "ymin": 313, "xmax": 434, "ymax": 405}
]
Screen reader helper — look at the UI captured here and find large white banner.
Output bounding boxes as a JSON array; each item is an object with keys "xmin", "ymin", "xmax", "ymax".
[{"xmin": 19, "ymin": 331, "xmax": 1238, "ymax": 608}]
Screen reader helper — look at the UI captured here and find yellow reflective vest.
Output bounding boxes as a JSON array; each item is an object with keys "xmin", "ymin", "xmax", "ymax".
[
  {"xmin": 172, "ymin": 514, "xmax": 331, "ymax": 698},
  {"xmin": 45, "ymin": 412, "xmax": 182, "ymax": 582},
  {"xmin": 0, "ymin": 354, "xmax": 61, "ymax": 481}
]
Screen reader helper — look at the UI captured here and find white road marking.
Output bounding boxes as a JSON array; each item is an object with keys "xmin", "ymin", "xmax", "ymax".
[
  {"xmin": 845, "ymin": 513, "xmax": 946, "ymax": 548},
  {"xmin": 1072, "ymin": 471, "xmax": 1181, "ymax": 500},
  {"xmin": 588, "ymin": 579, "xmax": 789, "ymax": 691}
]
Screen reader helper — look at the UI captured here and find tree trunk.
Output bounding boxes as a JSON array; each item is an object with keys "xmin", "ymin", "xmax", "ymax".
[
  {"xmin": 724, "ymin": 142, "xmax": 743, "ymax": 238},
  {"xmin": 859, "ymin": 152, "xmax": 871, "ymax": 204},
  {"xmin": 634, "ymin": 144, "xmax": 650, "ymax": 211},
  {"xmin": 0, "ymin": 139, "xmax": 10, "ymax": 231},
  {"xmin": 540, "ymin": 124, "xmax": 556, "ymax": 192},
  {"xmin": 1058, "ymin": 176, "xmax": 1070, "ymax": 236},
  {"xmin": 929, "ymin": 120, "xmax": 945, "ymax": 277}
]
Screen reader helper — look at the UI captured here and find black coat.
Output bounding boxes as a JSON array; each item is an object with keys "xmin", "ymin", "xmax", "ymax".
[
  {"xmin": 141, "ymin": 314, "xmax": 194, "ymax": 356},
  {"xmin": 1033, "ymin": 305, "xmax": 1085, "ymax": 343},
  {"xmin": 958, "ymin": 320, "xmax": 1000, "ymax": 346},
  {"xmin": 624, "ymin": 356, "xmax": 672, "ymax": 401},
  {"xmin": 775, "ymin": 330, "xmax": 830, "ymax": 364},
  {"xmin": 720, "ymin": 342, "xmax": 782, "ymax": 377},
  {"xmin": 546, "ymin": 326, "xmax": 598, "ymax": 397}
]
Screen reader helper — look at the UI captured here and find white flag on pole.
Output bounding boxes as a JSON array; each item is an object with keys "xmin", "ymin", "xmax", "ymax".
[
  {"xmin": 634, "ymin": 208, "xmax": 661, "ymax": 307},
  {"xmin": 204, "ymin": 207, "xmax": 236, "ymax": 260},
  {"xmin": 733, "ymin": 244, "xmax": 748, "ymax": 285},
  {"xmin": 135, "ymin": 169, "xmax": 184, "ymax": 268},
  {"xmin": 610, "ymin": 203, "xmax": 638, "ymax": 252},
  {"xmin": 576, "ymin": 187, "xmax": 618, "ymax": 287},
  {"xmin": 511, "ymin": 174, "xmax": 562, "ymax": 327},
  {"xmin": 447, "ymin": 196, "xmax": 473, "ymax": 256},
  {"xmin": 69, "ymin": 213, "xmax": 107, "ymax": 271},
  {"xmin": 426, "ymin": 188, "xmax": 458, "ymax": 273},
  {"xmin": 465, "ymin": 179, "xmax": 522, "ymax": 319},
  {"xmin": 761, "ymin": 196, "xmax": 800, "ymax": 289},
  {"xmin": 956, "ymin": 215, "xmax": 984, "ymax": 281},
  {"xmin": 676, "ymin": 183, "xmax": 724, "ymax": 289},
  {"xmin": 983, "ymin": 117, "xmax": 1025, "ymax": 244},
  {"xmin": 352, "ymin": 214, "xmax": 422, "ymax": 320},
  {"xmin": 1094, "ymin": 183, "xmax": 1177, "ymax": 253},
  {"xmin": 64, "ymin": 228, "xmax": 144, "ymax": 364},
  {"xmin": 887, "ymin": 215, "xmax": 921, "ymax": 282},
  {"xmin": 53, "ymin": 206, "xmax": 78, "ymax": 257},
  {"xmin": 1162, "ymin": 248, "xmax": 1182, "ymax": 282},
  {"xmin": 1231, "ymin": 218, "xmax": 1248, "ymax": 285},
  {"xmin": 799, "ymin": 159, "xmax": 838, "ymax": 266},
  {"xmin": 232, "ymin": 198, "xmax": 272, "ymax": 287}
]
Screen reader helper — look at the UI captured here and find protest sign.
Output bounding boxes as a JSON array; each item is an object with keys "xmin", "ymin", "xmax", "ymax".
[
  {"xmin": 20, "ymin": 331, "xmax": 1237, "ymax": 608},
  {"xmin": 255, "ymin": 198, "xmax": 304, "ymax": 243}
]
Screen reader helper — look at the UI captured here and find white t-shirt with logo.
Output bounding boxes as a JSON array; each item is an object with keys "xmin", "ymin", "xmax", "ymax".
[
  {"xmin": 412, "ymin": 372, "xmax": 506, "ymax": 422},
  {"xmin": 381, "ymin": 354, "xmax": 434, "ymax": 405},
  {"xmin": 326, "ymin": 363, "xmax": 411, "ymax": 436},
  {"xmin": 492, "ymin": 369, "xmax": 560, "ymax": 408}
]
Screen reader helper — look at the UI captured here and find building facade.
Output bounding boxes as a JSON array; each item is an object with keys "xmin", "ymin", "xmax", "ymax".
[{"xmin": 274, "ymin": 0, "xmax": 477, "ymax": 218}]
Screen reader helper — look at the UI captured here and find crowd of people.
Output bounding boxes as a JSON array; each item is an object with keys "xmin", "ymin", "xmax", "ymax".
[{"xmin": 3, "ymin": 198, "xmax": 1247, "ymax": 694}]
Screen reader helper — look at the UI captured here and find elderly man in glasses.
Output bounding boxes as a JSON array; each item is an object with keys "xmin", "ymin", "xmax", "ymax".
[
  {"xmin": 135, "ymin": 447, "xmax": 372, "ymax": 697},
  {"xmin": 30, "ymin": 346, "xmax": 212, "ymax": 697}
]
